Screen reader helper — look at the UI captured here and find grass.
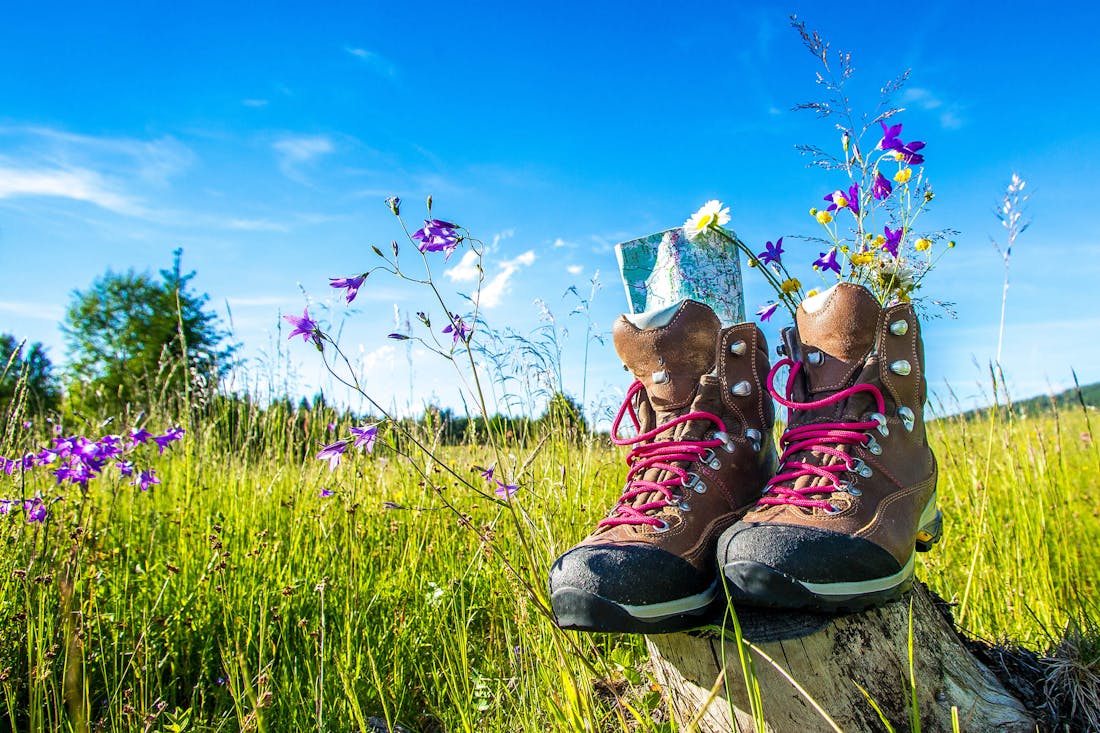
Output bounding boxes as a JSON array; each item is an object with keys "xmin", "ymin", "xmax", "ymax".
[{"xmin": 1, "ymin": 386, "xmax": 1098, "ymax": 731}]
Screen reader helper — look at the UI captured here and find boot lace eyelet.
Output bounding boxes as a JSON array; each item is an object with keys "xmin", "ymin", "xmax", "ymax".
[{"xmin": 653, "ymin": 520, "xmax": 670, "ymax": 532}]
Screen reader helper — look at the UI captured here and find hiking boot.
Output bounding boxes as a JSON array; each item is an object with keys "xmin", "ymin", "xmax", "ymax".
[
  {"xmin": 717, "ymin": 283, "xmax": 941, "ymax": 612},
  {"xmin": 549, "ymin": 300, "xmax": 776, "ymax": 633}
]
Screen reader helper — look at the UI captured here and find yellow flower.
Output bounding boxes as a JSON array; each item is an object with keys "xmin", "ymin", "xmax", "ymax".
[
  {"xmin": 947, "ymin": 240, "xmax": 957, "ymax": 249},
  {"xmin": 871, "ymin": 235, "xmax": 886, "ymax": 248},
  {"xmin": 829, "ymin": 190, "xmax": 848, "ymax": 209},
  {"xmin": 809, "ymin": 207, "xmax": 818, "ymax": 216},
  {"xmin": 780, "ymin": 278, "xmax": 801, "ymax": 294},
  {"xmin": 915, "ymin": 238, "xmax": 932, "ymax": 252},
  {"xmin": 806, "ymin": 289, "xmax": 819, "ymax": 298},
  {"xmin": 815, "ymin": 210, "xmax": 833, "ymax": 225},
  {"xmin": 894, "ymin": 168, "xmax": 912, "ymax": 184},
  {"xmin": 683, "ymin": 200, "xmax": 731, "ymax": 240},
  {"xmin": 840, "ymin": 245, "xmax": 850, "ymax": 254},
  {"xmin": 850, "ymin": 252, "xmax": 875, "ymax": 265}
]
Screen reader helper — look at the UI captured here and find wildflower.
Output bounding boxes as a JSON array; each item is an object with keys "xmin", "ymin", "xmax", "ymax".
[
  {"xmin": 882, "ymin": 226, "xmax": 904, "ymax": 257},
  {"xmin": 757, "ymin": 238, "xmax": 784, "ymax": 266},
  {"xmin": 683, "ymin": 200, "xmax": 731, "ymax": 240},
  {"xmin": 871, "ymin": 234, "xmax": 886, "ymax": 249},
  {"xmin": 349, "ymin": 424, "xmax": 378, "ymax": 453},
  {"xmin": 894, "ymin": 168, "xmax": 912, "ymax": 184},
  {"xmin": 873, "ymin": 172, "xmax": 893, "ymax": 200},
  {"xmin": 813, "ymin": 248, "xmax": 842, "ymax": 275},
  {"xmin": 24, "ymin": 496, "xmax": 47, "ymax": 523},
  {"xmin": 285, "ymin": 308, "xmax": 322, "ymax": 347},
  {"xmin": 878, "ymin": 120, "xmax": 925, "ymax": 165},
  {"xmin": 806, "ymin": 289, "xmax": 819, "ymax": 298},
  {"xmin": 129, "ymin": 427, "xmax": 153, "ymax": 446},
  {"xmin": 824, "ymin": 184, "xmax": 860, "ymax": 215},
  {"xmin": 780, "ymin": 278, "xmax": 801, "ymax": 294},
  {"xmin": 329, "ymin": 274, "xmax": 367, "ymax": 304},
  {"xmin": 316, "ymin": 441, "xmax": 348, "ymax": 472},
  {"xmin": 385, "ymin": 196, "xmax": 400, "ymax": 215},
  {"xmin": 319, "ymin": 488, "xmax": 334, "ymax": 498},
  {"xmin": 133, "ymin": 470, "xmax": 159, "ymax": 492},
  {"xmin": 815, "ymin": 210, "xmax": 833, "ymax": 225},
  {"xmin": 479, "ymin": 465, "xmax": 495, "ymax": 482},
  {"xmin": 22, "ymin": 421, "xmax": 31, "ymax": 429},
  {"xmin": 116, "ymin": 460, "xmax": 135, "ymax": 477},
  {"xmin": 412, "ymin": 219, "xmax": 461, "ymax": 259},
  {"xmin": 756, "ymin": 302, "xmax": 780, "ymax": 321},
  {"xmin": 153, "ymin": 427, "xmax": 185, "ymax": 455},
  {"xmin": 442, "ymin": 314, "xmax": 471, "ymax": 344},
  {"xmin": 850, "ymin": 251, "xmax": 875, "ymax": 266},
  {"xmin": 494, "ymin": 481, "xmax": 519, "ymax": 499},
  {"xmin": 915, "ymin": 238, "xmax": 932, "ymax": 252}
]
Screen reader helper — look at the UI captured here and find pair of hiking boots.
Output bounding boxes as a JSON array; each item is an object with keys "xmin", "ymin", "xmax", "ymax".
[{"xmin": 548, "ymin": 283, "xmax": 941, "ymax": 633}]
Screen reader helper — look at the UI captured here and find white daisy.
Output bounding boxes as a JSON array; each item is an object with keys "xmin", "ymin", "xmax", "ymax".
[{"xmin": 683, "ymin": 200, "xmax": 730, "ymax": 240}]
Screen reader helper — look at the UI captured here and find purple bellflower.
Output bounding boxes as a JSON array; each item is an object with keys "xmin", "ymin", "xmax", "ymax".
[
  {"xmin": 153, "ymin": 427, "xmax": 186, "ymax": 454},
  {"xmin": 882, "ymin": 226, "xmax": 904, "ymax": 257},
  {"xmin": 494, "ymin": 481, "xmax": 519, "ymax": 499},
  {"xmin": 479, "ymin": 465, "xmax": 495, "ymax": 482},
  {"xmin": 412, "ymin": 219, "xmax": 461, "ymax": 259},
  {"xmin": 824, "ymin": 184, "xmax": 860, "ymax": 216},
  {"xmin": 329, "ymin": 274, "xmax": 367, "ymax": 304},
  {"xmin": 133, "ymin": 470, "xmax": 160, "ymax": 492},
  {"xmin": 285, "ymin": 308, "xmax": 321, "ymax": 347},
  {"xmin": 756, "ymin": 302, "xmax": 780, "ymax": 322},
  {"xmin": 879, "ymin": 121, "xmax": 925, "ymax": 165},
  {"xmin": 317, "ymin": 441, "xmax": 348, "ymax": 472},
  {"xmin": 349, "ymin": 424, "xmax": 378, "ymax": 453},
  {"xmin": 442, "ymin": 314, "xmax": 471, "ymax": 344},
  {"xmin": 757, "ymin": 238, "xmax": 784, "ymax": 266},
  {"xmin": 814, "ymin": 248, "xmax": 842, "ymax": 275},
  {"xmin": 873, "ymin": 172, "xmax": 893, "ymax": 200},
  {"xmin": 319, "ymin": 488, "xmax": 334, "ymax": 498}
]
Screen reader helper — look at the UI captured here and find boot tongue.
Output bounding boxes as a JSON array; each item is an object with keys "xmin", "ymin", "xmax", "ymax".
[
  {"xmin": 794, "ymin": 283, "xmax": 880, "ymax": 400},
  {"xmin": 613, "ymin": 300, "xmax": 720, "ymax": 425}
]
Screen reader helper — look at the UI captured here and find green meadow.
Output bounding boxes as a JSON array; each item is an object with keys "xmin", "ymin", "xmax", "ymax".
[{"xmin": 1, "ymin": 384, "xmax": 1097, "ymax": 732}]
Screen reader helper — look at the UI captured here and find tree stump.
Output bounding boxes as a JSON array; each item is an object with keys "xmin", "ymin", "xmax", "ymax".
[{"xmin": 646, "ymin": 582, "xmax": 1037, "ymax": 733}]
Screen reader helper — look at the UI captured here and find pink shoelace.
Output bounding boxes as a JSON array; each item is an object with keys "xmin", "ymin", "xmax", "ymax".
[
  {"xmin": 760, "ymin": 357, "xmax": 886, "ymax": 511},
  {"xmin": 600, "ymin": 380, "xmax": 728, "ymax": 529}
]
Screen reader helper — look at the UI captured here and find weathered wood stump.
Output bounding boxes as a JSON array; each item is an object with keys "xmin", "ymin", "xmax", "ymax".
[{"xmin": 646, "ymin": 582, "xmax": 1037, "ymax": 732}]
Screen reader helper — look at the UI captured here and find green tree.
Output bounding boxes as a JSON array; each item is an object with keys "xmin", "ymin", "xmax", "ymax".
[
  {"xmin": 0, "ymin": 335, "xmax": 61, "ymax": 417},
  {"xmin": 62, "ymin": 248, "xmax": 235, "ymax": 415}
]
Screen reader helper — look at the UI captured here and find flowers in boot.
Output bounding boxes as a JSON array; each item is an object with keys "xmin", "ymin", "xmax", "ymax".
[{"xmin": 682, "ymin": 19, "xmax": 957, "ymax": 315}]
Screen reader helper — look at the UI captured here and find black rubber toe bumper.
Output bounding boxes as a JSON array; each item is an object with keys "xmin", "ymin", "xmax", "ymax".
[
  {"xmin": 717, "ymin": 522, "xmax": 914, "ymax": 612},
  {"xmin": 548, "ymin": 544, "xmax": 718, "ymax": 633}
]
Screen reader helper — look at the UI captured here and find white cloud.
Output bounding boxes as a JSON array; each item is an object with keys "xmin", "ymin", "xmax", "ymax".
[
  {"xmin": 345, "ymin": 47, "xmax": 397, "ymax": 78},
  {"xmin": 0, "ymin": 164, "xmax": 145, "ymax": 216},
  {"xmin": 0, "ymin": 301, "xmax": 65, "ymax": 321},
  {"xmin": 567, "ymin": 264, "xmax": 584, "ymax": 275},
  {"xmin": 226, "ymin": 218, "xmax": 290, "ymax": 232},
  {"xmin": 902, "ymin": 88, "xmax": 964, "ymax": 130},
  {"xmin": 478, "ymin": 251, "xmax": 536, "ymax": 308},
  {"xmin": 445, "ymin": 249, "xmax": 481, "ymax": 283},
  {"xmin": 552, "ymin": 237, "xmax": 574, "ymax": 249},
  {"xmin": 272, "ymin": 135, "xmax": 334, "ymax": 180},
  {"xmin": 361, "ymin": 344, "xmax": 399, "ymax": 374}
]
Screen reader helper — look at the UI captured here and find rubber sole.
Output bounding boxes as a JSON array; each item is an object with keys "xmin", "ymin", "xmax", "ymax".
[
  {"xmin": 721, "ymin": 505, "xmax": 944, "ymax": 613},
  {"xmin": 550, "ymin": 586, "xmax": 721, "ymax": 634}
]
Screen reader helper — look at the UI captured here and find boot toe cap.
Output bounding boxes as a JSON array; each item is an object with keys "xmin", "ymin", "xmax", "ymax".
[
  {"xmin": 549, "ymin": 543, "xmax": 711, "ymax": 607},
  {"xmin": 718, "ymin": 521, "xmax": 904, "ymax": 584}
]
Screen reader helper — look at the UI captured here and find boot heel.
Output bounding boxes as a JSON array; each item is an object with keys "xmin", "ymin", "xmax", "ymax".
[{"xmin": 915, "ymin": 510, "xmax": 943, "ymax": 552}]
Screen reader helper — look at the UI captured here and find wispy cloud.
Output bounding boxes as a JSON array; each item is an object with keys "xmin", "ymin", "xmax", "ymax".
[
  {"xmin": 902, "ymin": 87, "xmax": 964, "ymax": 130},
  {"xmin": 567, "ymin": 264, "xmax": 584, "ymax": 276},
  {"xmin": 345, "ymin": 47, "xmax": 397, "ymax": 79},
  {"xmin": 0, "ymin": 164, "xmax": 146, "ymax": 216},
  {"xmin": 445, "ymin": 249, "xmax": 481, "ymax": 283},
  {"xmin": 226, "ymin": 218, "xmax": 290, "ymax": 232},
  {"xmin": 0, "ymin": 301, "xmax": 66, "ymax": 321},
  {"xmin": 272, "ymin": 134, "xmax": 335, "ymax": 181},
  {"xmin": 479, "ymin": 251, "xmax": 536, "ymax": 308},
  {"xmin": 552, "ymin": 237, "xmax": 576, "ymax": 249}
]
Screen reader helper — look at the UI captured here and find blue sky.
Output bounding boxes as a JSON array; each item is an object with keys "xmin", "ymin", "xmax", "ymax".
[{"xmin": 1, "ymin": 1, "xmax": 1097, "ymax": 422}]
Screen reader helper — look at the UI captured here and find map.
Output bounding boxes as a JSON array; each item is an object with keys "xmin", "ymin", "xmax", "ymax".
[{"xmin": 615, "ymin": 226, "xmax": 746, "ymax": 326}]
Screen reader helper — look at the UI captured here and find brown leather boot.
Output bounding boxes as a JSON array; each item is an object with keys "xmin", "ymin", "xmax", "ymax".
[
  {"xmin": 549, "ymin": 300, "xmax": 776, "ymax": 633},
  {"xmin": 717, "ymin": 283, "xmax": 941, "ymax": 612}
]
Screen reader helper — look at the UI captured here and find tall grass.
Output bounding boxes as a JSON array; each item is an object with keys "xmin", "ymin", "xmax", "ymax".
[{"xmin": 1, "ymin": 373, "xmax": 1098, "ymax": 731}]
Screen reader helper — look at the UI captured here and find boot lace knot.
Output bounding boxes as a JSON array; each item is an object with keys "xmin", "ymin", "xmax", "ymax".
[
  {"xmin": 760, "ymin": 357, "xmax": 886, "ymax": 512},
  {"xmin": 600, "ymin": 380, "xmax": 728, "ymax": 529}
]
